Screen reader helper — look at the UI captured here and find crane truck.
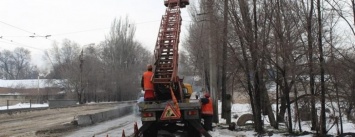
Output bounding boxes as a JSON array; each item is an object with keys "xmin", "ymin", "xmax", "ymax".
[{"xmin": 136, "ymin": 0, "xmax": 212, "ymax": 137}]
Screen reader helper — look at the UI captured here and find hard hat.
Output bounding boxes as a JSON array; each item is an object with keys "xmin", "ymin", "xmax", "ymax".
[
  {"xmin": 204, "ymin": 93, "xmax": 210, "ymax": 98},
  {"xmin": 147, "ymin": 64, "xmax": 153, "ymax": 70}
]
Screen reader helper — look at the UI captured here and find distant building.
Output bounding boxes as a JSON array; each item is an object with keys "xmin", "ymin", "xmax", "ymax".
[{"xmin": 0, "ymin": 79, "xmax": 63, "ymax": 95}]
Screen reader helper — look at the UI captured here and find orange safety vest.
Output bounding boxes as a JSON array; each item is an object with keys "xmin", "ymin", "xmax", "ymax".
[
  {"xmin": 143, "ymin": 71, "xmax": 154, "ymax": 90},
  {"xmin": 202, "ymin": 98, "xmax": 213, "ymax": 115}
]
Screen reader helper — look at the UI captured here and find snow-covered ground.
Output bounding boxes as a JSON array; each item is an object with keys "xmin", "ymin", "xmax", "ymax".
[
  {"xmin": 68, "ymin": 101, "xmax": 355, "ymax": 137},
  {"xmin": 220, "ymin": 102, "xmax": 355, "ymax": 136},
  {"xmin": 66, "ymin": 112, "xmax": 265, "ymax": 137},
  {"xmin": 1, "ymin": 100, "xmax": 354, "ymax": 136},
  {"xmin": 0, "ymin": 103, "xmax": 48, "ymax": 110}
]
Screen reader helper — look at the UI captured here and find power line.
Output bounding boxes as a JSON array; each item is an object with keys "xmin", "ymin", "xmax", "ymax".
[
  {"xmin": 0, "ymin": 38, "xmax": 43, "ymax": 51},
  {"xmin": 0, "ymin": 20, "xmax": 51, "ymax": 39},
  {"xmin": 50, "ymin": 20, "xmax": 163, "ymax": 36},
  {"xmin": 0, "ymin": 19, "xmax": 175, "ymax": 39},
  {"xmin": 0, "ymin": 20, "xmax": 35, "ymax": 35},
  {"xmin": 51, "ymin": 27, "xmax": 110, "ymax": 36},
  {"xmin": 0, "ymin": 40, "xmax": 13, "ymax": 45},
  {"xmin": 0, "ymin": 18, "xmax": 186, "ymax": 45},
  {"xmin": 0, "ymin": 35, "xmax": 30, "ymax": 37}
]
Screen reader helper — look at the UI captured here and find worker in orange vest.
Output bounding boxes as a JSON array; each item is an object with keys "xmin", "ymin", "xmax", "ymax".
[
  {"xmin": 141, "ymin": 64, "xmax": 155, "ymax": 101},
  {"xmin": 201, "ymin": 92, "xmax": 213, "ymax": 131}
]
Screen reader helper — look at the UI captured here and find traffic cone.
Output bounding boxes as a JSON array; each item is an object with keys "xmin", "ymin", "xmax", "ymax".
[
  {"xmin": 134, "ymin": 122, "xmax": 139, "ymax": 136},
  {"xmin": 122, "ymin": 129, "xmax": 126, "ymax": 137}
]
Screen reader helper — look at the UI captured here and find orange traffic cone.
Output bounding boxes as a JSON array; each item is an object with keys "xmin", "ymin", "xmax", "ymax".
[
  {"xmin": 122, "ymin": 129, "xmax": 126, "ymax": 137},
  {"xmin": 134, "ymin": 122, "xmax": 139, "ymax": 135}
]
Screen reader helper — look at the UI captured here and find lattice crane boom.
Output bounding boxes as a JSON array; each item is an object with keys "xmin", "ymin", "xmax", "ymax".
[
  {"xmin": 152, "ymin": 0, "xmax": 189, "ymax": 101},
  {"xmin": 135, "ymin": 1, "xmax": 213, "ymax": 136}
]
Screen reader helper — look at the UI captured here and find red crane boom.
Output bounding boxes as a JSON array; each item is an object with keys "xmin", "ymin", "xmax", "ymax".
[
  {"xmin": 134, "ymin": 1, "xmax": 212, "ymax": 136},
  {"xmin": 152, "ymin": 0, "xmax": 189, "ymax": 101}
]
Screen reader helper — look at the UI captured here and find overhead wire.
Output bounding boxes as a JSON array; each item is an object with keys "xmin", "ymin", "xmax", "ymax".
[
  {"xmin": 0, "ymin": 16, "xmax": 192, "ymax": 67},
  {"xmin": 0, "ymin": 20, "xmax": 52, "ymax": 41},
  {"xmin": 0, "ymin": 21, "xmax": 48, "ymax": 51},
  {"xmin": 0, "ymin": 38, "xmax": 54, "ymax": 69},
  {"xmin": 51, "ymin": 27, "xmax": 110, "ymax": 36},
  {"xmin": 0, "ymin": 40, "xmax": 13, "ymax": 45},
  {"xmin": 0, "ymin": 35, "xmax": 31, "ymax": 38},
  {"xmin": 0, "ymin": 37, "xmax": 44, "ymax": 51},
  {"xmin": 0, "ymin": 20, "xmax": 35, "ymax": 35},
  {"xmin": 50, "ymin": 20, "xmax": 162, "ymax": 36},
  {"xmin": 0, "ymin": 18, "xmax": 185, "ymax": 50},
  {"xmin": 0, "ymin": 18, "xmax": 175, "ymax": 38}
]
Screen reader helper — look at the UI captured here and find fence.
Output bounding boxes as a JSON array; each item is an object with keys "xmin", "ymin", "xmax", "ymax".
[{"xmin": 0, "ymin": 99, "xmax": 45, "ymax": 110}]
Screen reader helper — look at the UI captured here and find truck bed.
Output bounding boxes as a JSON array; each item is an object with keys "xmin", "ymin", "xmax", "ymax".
[{"xmin": 138, "ymin": 100, "xmax": 200, "ymax": 111}]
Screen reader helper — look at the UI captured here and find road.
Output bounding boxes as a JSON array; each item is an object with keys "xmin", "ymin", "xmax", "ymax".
[
  {"xmin": 67, "ymin": 114, "xmax": 141, "ymax": 137},
  {"xmin": 0, "ymin": 102, "xmax": 132, "ymax": 137}
]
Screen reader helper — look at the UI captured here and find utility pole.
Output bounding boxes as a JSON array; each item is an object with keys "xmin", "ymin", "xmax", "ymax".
[
  {"xmin": 207, "ymin": 0, "xmax": 218, "ymax": 123},
  {"xmin": 222, "ymin": 0, "xmax": 230, "ymax": 124},
  {"xmin": 37, "ymin": 75, "xmax": 40, "ymax": 103},
  {"xmin": 318, "ymin": 0, "xmax": 327, "ymax": 135},
  {"xmin": 79, "ymin": 49, "xmax": 84, "ymax": 104}
]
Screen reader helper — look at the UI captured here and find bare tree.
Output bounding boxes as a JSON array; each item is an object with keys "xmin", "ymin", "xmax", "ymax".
[
  {"xmin": 100, "ymin": 17, "xmax": 152, "ymax": 101},
  {"xmin": 0, "ymin": 47, "xmax": 34, "ymax": 80},
  {"xmin": 181, "ymin": 0, "xmax": 355, "ymax": 135},
  {"xmin": 0, "ymin": 50, "xmax": 15, "ymax": 79},
  {"xmin": 46, "ymin": 39, "xmax": 83, "ymax": 103},
  {"xmin": 184, "ymin": 1, "xmax": 211, "ymax": 90}
]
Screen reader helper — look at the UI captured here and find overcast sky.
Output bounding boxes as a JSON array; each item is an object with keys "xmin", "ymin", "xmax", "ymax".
[{"xmin": 0, "ymin": 0, "xmax": 193, "ymax": 69}]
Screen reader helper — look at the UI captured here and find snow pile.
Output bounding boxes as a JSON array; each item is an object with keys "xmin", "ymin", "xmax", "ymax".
[
  {"xmin": 217, "ymin": 103, "xmax": 355, "ymax": 136},
  {"xmin": 0, "ymin": 92, "xmax": 21, "ymax": 95},
  {"xmin": 0, "ymin": 103, "xmax": 48, "ymax": 110},
  {"xmin": 209, "ymin": 130, "xmax": 257, "ymax": 137},
  {"xmin": 0, "ymin": 79, "xmax": 63, "ymax": 89}
]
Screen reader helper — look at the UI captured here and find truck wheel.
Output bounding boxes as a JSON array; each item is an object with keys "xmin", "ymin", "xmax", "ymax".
[
  {"xmin": 143, "ymin": 123, "xmax": 158, "ymax": 137},
  {"xmin": 187, "ymin": 124, "xmax": 201, "ymax": 137}
]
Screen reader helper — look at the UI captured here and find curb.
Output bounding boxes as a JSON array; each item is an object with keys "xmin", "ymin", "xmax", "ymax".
[{"xmin": 76, "ymin": 106, "xmax": 133, "ymax": 126}]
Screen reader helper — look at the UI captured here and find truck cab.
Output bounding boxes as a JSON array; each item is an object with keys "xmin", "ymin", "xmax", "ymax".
[
  {"xmin": 138, "ymin": 83, "xmax": 207, "ymax": 136},
  {"xmin": 183, "ymin": 83, "xmax": 193, "ymax": 102}
]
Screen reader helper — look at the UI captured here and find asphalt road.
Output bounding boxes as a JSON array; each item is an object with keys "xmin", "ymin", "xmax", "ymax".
[{"xmin": 0, "ymin": 102, "xmax": 133, "ymax": 137}]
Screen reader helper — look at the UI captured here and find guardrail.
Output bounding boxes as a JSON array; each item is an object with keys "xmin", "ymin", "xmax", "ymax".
[
  {"xmin": 0, "ymin": 100, "xmax": 137, "ymax": 114},
  {"xmin": 75, "ymin": 105, "xmax": 133, "ymax": 126}
]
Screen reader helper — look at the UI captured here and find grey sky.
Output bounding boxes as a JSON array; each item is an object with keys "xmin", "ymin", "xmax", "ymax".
[{"xmin": 0, "ymin": 0, "xmax": 192, "ymax": 69}]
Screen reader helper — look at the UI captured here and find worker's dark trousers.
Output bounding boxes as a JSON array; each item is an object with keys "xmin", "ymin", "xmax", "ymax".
[{"xmin": 202, "ymin": 115, "xmax": 213, "ymax": 131}]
